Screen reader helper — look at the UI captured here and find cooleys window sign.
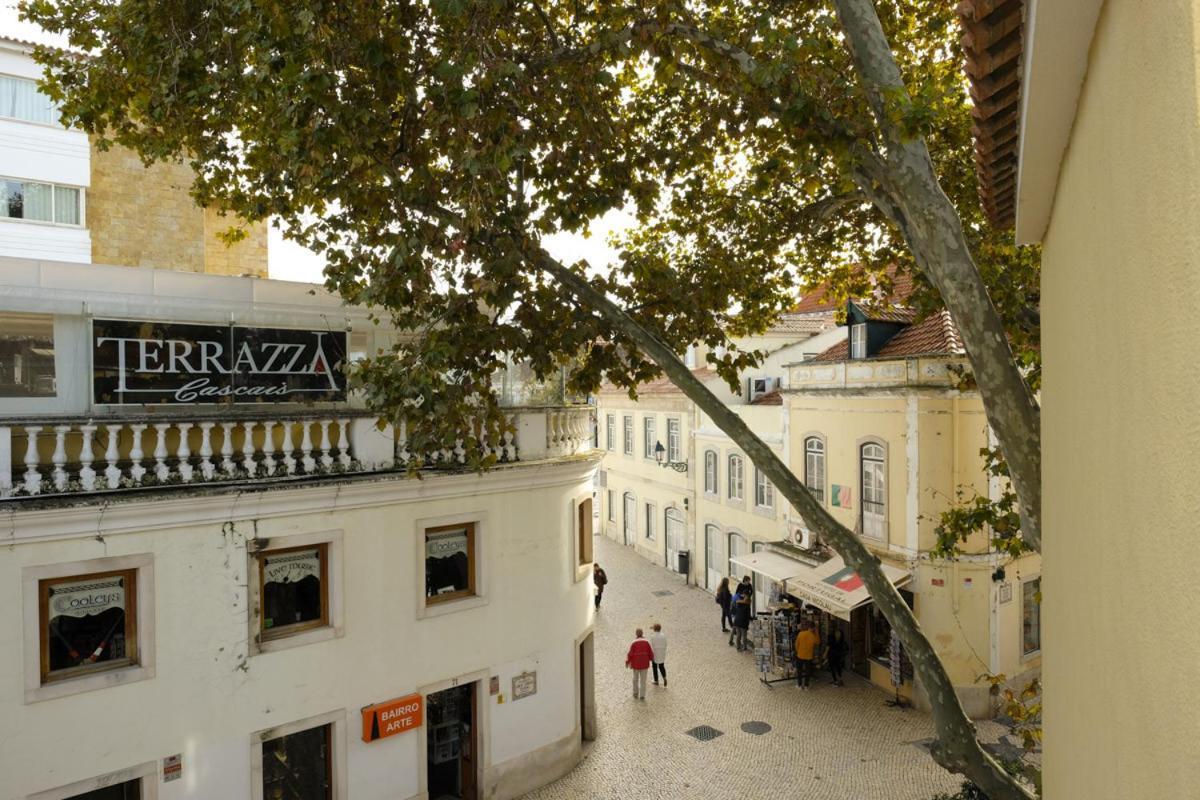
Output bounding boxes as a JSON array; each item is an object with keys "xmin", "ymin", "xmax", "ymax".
[{"xmin": 92, "ymin": 319, "xmax": 347, "ymax": 404}]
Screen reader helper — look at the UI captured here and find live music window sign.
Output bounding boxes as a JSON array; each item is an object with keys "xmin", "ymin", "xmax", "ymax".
[{"xmin": 92, "ymin": 319, "xmax": 347, "ymax": 404}]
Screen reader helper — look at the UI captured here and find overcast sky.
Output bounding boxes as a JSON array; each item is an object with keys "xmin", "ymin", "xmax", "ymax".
[{"xmin": 1, "ymin": 9, "xmax": 633, "ymax": 283}]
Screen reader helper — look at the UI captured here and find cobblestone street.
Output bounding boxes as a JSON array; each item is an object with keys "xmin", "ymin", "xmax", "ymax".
[{"xmin": 523, "ymin": 534, "xmax": 1001, "ymax": 800}]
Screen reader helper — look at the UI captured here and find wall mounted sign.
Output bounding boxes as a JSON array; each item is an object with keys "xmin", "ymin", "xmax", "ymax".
[
  {"xmin": 48, "ymin": 575, "xmax": 125, "ymax": 619},
  {"xmin": 831, "ymin": 485, "xmax": 852, "ymax": 508},
  {"xmin": 999, "ymin": 582, "xmax": 1013, "ymax": 604},
  {"xmin": 92, "ymin": 319, "xmax": 347, "ymax": 405},
  {"xmin": 162, "ymin": 754, "xmax": 182, "ymax": 783},
  {"xmin": 362, "ymin": 693, "xmax": 424, "ymax": 742},
  {"xmin": 512, "ymin": 671, "xmax": 537, "ymax": 701}
]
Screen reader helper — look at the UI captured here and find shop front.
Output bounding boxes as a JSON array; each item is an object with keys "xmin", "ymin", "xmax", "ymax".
[{"xmin": 730, "ymin": 546, "xmax": 913, "ymax": 695}]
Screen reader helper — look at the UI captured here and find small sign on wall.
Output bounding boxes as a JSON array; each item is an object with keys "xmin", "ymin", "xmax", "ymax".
[
  {"xmin": 163, "ymin": 754, "xmax": 182, "ymax": 783},
  {"xmin": 999, "ymin": 582, "xmax": 1013, "ymax": 604},
  {"xmin": 362, "ymin": 693, "xmax": 424, "ymax": 742},
  {"xmin": 489, "ymin": 676, "xmax": 500, "ymax": 695},
  {"xmin": 512, "ymin": 671, "xmax": 538, "ymax": 701}
]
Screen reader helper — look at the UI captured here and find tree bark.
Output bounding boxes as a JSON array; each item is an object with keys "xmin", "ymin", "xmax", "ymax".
[
  {"xmin": 831, "ymin": 0, "xmax": 1042, "ymax": 552},
  {"xmin": 537, "ymin": 249, "xmax": 1036, "ymax": 800}
]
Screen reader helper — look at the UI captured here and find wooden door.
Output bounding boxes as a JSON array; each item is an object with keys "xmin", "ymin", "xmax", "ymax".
[{"xmin": 460, "ymin": 683, "xmax": 478, "ymax": 800}]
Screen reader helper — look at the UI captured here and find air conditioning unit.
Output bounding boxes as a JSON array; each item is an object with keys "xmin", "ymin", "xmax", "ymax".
[{"xmin": 793, "ymin": 526, "xmax": 814, "ymax": 550}]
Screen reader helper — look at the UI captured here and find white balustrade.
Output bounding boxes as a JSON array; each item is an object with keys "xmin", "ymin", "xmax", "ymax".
[
  {"xmin": 300, "ymin": 421, "xmax": 316, "ymax": 473},
  {"xmin": 219, "ymin": 422, "xmax": 236, "ymax": 475},
  {"xmin": 261, "ymin": 421, "xmax": 277, "ymax": 475},
  {"xmin": 336, "ymin": 418, "xmax": 351, "ymax": 469},
  {"xmin": 281, "ymin": 421, "xmax": 297, "ymax": 475},
  {"xmin": 241, "ymin": 422, "xmax": 258, "ymax": 475},
  {"xmin": 52, "ymin": 426, "xmax": 70, "ymax": 491},
  {"xmin": 79, "ymin": 424, "xmax": 97, "ymax": 491},
  {"xmin": 105, "ymin": 424, "xmax": 123, "ymax": 486},
  {"xmin": 128, "ymin": 424, "xmax": 147, "ymax": 482},
  {"xmin": 23, "ymin": 426, "xmax": 42, "ymax": 494},
  {"xmin": 318, "ymin": 420, "xmax": 333, "ymax": 469},
  {"xmin": 176, "ymin": 422, "xmax": 194, "ymax": 483},
  {"xmin": 153, "ymin": 424, "xmax": 171, "ymax": 482},
  {"xmin": 198, "ymin": 422, "xmax": 216, "ymax": 480}
]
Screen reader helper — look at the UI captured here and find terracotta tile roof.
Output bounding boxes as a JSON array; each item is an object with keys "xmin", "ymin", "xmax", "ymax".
[
  {"xmin": 793, "ymin": 264, "xmax": 915, "ymax": 316},
  {"xmin": 810, "ymin": 311, "xmax": 965, "ymax": 362},
  {"xmin": 856, "ymin": 305, "xmax": 917, "ymax": 324},
  {"xmin": 957, "ymin": 0, "xmax": 1025, "ymax": 229},
  {"xmin": 599, "ymin": 367, "xmax": 720, "ymax": 395},
  {"xmin": 791, "ymin": 287, "xmax": 840, "ymax": 315},
  {"xmin": 769, "ymin": 313, "xmax": 836, "ymax": 335},
  {"xmin": 750, "ymin": 389, "xmax": 783, "ymax": 405}
]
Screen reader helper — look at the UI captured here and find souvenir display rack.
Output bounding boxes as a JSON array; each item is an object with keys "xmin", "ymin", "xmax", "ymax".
[{"xmin": 751, "ymin": 605, "xmax": 804, "ymax": 687}]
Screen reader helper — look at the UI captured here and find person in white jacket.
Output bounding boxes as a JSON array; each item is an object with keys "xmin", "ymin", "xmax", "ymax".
[{"xmin": 648, "ymin": 623, "xmax": 668, "ymax": 687}]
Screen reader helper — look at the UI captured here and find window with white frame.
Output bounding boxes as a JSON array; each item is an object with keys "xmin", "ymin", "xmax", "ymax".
[
  {"xmin": 804, "ymin": 436, "xmax": 825, "ymax": 503},
  {"xmin": 1, "ymin": 178, "xmax": 82, "ymax": 225},
  {"xmin": 727, "ymin": 454, "xmax": 744, "ymax": 501},
  {"xmin": 623, "ymin": 492, "xmax": 636, "ymax": 536},
  {"xmin": 728, "ymin": 531, "xmax": 747, "ymax": 578},
  {"xmin": 623, "ymin": 415, "xmax": 634, "ymax": 455},
  {"xmin": 860, "ymin": 442, "xmax": 886, "ymax": 538},
  {"xmin": 0, "ymin": 73, "xmax": 58, "ymax": 125},
  {"xmin": 754, "ymin": 468, "xmax": 774, "ymax": 509},
  {"xmin": 607, "ymin": 489, "xmax": 615, "ymax": 521},
  {"xmin": 704, "ymin": 450, "xmax": 718, "ymax": 495},
  {"xmin": 1022, "ymin": 578, "xmax": 1041, "ymax": 656},
  {"xmin": 643, "ymin": 415, "xmax": 656, "ymax": 458},
  {"xmin": 606, "ymin": 413, "xmax": 615, "ymax": 450},
  {"xmin": 850, "ymin": 323, "xmax": 867, "ymax": 359},
  {"xmin": 644, "ymin": 502, "xmax": 656, "ymax": 540},
  {"xmin": 666, "ymin": 418, "xmax": 681, "ymax": 462}
]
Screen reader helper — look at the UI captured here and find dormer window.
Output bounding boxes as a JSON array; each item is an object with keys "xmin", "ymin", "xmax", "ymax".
[{"xmin": 850, "ymin": 323, "xmax": 868, "ymax": 359}]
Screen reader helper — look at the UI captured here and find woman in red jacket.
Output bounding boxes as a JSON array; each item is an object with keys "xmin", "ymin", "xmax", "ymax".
[{"xmin": 626, "ymin": 628, "xmax": 654, "ymax": 700}]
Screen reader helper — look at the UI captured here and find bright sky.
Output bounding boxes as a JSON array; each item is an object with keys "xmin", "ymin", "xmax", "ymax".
[{"xmin": 1, "ymin": 9, "xmax": 633, "ymax": 284}]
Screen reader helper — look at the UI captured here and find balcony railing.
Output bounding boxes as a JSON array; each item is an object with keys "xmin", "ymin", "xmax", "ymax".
[{"xmin": 0, "ymin": 405, "xmax": 595, "ymax": 500}]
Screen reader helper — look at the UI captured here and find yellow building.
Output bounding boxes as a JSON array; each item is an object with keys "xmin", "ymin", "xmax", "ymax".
[{"xmin": 962, "ymin": 0, "xmax": 1200, "ymax": 794}]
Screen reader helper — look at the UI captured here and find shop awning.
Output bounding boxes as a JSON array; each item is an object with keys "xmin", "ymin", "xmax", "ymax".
[
  {"xmin": 730, "ymin": 551, "xmax": 911, "ymax": 621},
  {"xmin": 729, "ymin": 550, "xmax": 809, "ymax": 584},
  {"xmin": 787, "ymin": 557, "xmax": 912, "ymax": 621}
]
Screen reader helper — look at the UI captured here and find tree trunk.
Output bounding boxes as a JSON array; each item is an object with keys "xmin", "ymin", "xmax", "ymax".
[
  {"xmin": 831, "ymin": 0, "xmax": 1042, "ymax": 553},
  {"xmin": 538, "ymin": 250, "xmax": 1036, "ymax": 800}
]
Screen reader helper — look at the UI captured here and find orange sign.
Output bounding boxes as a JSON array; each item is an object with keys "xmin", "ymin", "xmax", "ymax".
[{"xmin": 362, "ymin": 693, "xmax": 424, "ymax": 742}]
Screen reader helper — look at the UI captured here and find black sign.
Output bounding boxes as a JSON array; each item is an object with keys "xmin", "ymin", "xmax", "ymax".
[{"xmin": 92, "ymin": 319, "xmax": 347, "ymax": 404}]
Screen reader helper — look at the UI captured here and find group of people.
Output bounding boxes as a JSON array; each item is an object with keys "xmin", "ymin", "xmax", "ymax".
[
  {"xmin": 624, "ymin": 623, "xmax": 668, "ymax": 699},
  {"xmin": 714, "ymin": 576, "xmax": 849, "ymax": 690}
]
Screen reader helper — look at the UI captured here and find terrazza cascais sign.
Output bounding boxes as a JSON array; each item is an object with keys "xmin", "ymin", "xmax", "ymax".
[{"xmin": 93, "ymin": 319, "xmax": 347, "ymax": 405}]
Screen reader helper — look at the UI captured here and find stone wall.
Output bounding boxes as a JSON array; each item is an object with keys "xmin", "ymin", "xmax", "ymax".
[{"xmin": 88, "ymin": 141, "xmax": 268, "ymax": 278}]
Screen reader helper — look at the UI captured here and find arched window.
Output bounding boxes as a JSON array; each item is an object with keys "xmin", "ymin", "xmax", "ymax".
[
  {"xmin": 622, "ymin": 492, "xmax": 637, "ymax": 545},
  {"xmin": 727, "ymin": 455, "xmax": 744, "ymax": 501},
  {"xmin": 704, "ymin": 450, "xmax": 718, "ymax": 495},
  {"xmin": 860, "ymin": 442, "xmax": 886, "ymax": 539},
  {"xmin": 704, "ymin": 524, "xmax": 723, "ymax": 590},
  {"xmin": 804, "ymin": 437, "xmax": 826, "ymax": 503},
  {"xmin": 727, "ymin": 531, "xmax": 747, "ymax": 578},
  {"xmin": 665, "ymin": 508, "xmax": 686, "ymax": 572}
]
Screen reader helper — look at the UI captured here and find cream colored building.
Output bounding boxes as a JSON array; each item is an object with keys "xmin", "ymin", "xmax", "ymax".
[
  {"xmin": 0, "ymin": 42, "xmax": 598, "ymax": 800},
  {"xmin": 960, "ymin": 0, "xmax": 1200, "ymax": 795}
]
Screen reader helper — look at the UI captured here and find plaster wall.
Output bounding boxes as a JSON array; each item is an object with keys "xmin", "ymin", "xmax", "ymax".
[
  {"xmin": 1038, "ymin": 0, "xmax": 1200, "ymax": 795},
  {"xmin": 0, "ymin": 465, "xmax": 594, "ymax": 800}
]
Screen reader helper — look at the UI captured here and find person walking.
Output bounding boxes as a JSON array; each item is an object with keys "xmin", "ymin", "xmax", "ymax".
[
  {"xmin": 826, "ymin": 627, "xmax": 848, "ymax": 686},
  {"xmin": 729, "ymin": 585, "xmax": 753, "ymax": 651},
  {"xmin": 626, "ymin": 628, "xmax": 654, "ymax": 700},
  {"xmin": 715, "ymin": 578, "xmax": 733, "ymax": 632},
  {"xmin": 593, "ymin": 563, "xmax": 608, "ymax": 610},
  {"xmin": 648, "ymin": 623, "xmax": 668, "ymax": 687},
  {"xmin": 794, "ymin": 620, "xmax": 821, "ymax": 690}
]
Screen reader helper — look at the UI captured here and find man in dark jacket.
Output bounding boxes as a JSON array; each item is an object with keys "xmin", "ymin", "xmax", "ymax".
[
  {"xmin": 593, "ymin": 563, "xmax": 608, "ymax": 609},
  {"xmin": 729, "ymin": 584, "xmax": 753, "ymax": 651}
]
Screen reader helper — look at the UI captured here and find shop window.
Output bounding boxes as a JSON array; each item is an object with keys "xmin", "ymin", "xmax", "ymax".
[
  {"xmin": 704, "ymin": 451, "xmax": 718, "ymax": 495},
  {"xmin": 868, "ymin": 588, "xmax": 915, "ymax": 664},
  {"xmin": 643, "ymin": 416, "xmax": 656, "ymax": 459},
  {"xmin": 667, "ymin": 419, "xmax": 681, "ymax": 462},
  {"xmin": 605, "ymin": 413, "xmax": 615, "ymax": 451},
  {"xmin": 0, "ymin": 312, "xmax": 56, "ymax": 397},
  {"xmin": 727, "ymin": 455, "xmax": 744, "ymax": 501},
  {"xmin": 39, "ymin": 569, "xmax": 137, "ymax": 684},
  {"xmin": 261, "ymin": 723, "xmax": 333, "ymax": 800},
  {"xmin": 425, "ymin": 523, "xmax": 476, "ymax": 604},
  {"xmin": 1022, "ymin": 578, "xmax": 1041, "ymax": 656},
  {"xmin": 622, "ymin": 415, "xmax": 634, "ymax": 455},
  {"xmin": 754, "ymin": 468, "xmax": 774, "ymax": 509},
  {"xmin": 258, "ymin": 545, "xmax": 329, "ymax": 639},
  {"xmin": 804, "ymin": 436, "xmax": 825, "ymax": 503},
  {"xmin": 577, "ymin": 498, "xmax": 593, "ymax": 566}
]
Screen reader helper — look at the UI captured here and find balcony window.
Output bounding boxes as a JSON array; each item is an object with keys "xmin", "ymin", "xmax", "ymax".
[
  {"xmin": 605, "ymin": 413, "xmax": 615, "ymax": 451},
  {"xmin": 727, "ymin": 455, "xmax": 744, "ymax": 501},
  {"xmin": 667, "ymin": 418, "xmax": 681, "ymax": 462},
  {"xmin": 0, "ymin": 73, "xmax": 58, "ymax": 124},
  {"xmin": 704, "ymin": 450, "xmax": 718, "ymax": 495},
  {"xmin": 1, "ymin": 177, "xmax": 83, "ymax": 225},
  {"xmin": 0, "ymin": 312, "xmax": 55, "ymax": 397},
  {"xmin": 754, "ymin": 468, "xmax": 775, "ymax": 509},
  {"xmin": 643, "ymin": 416, "xmax": 656, "ymax": 459},
  {"xmin": 804, "ymin": 437, "xmax": 825, "ymax": 503}
]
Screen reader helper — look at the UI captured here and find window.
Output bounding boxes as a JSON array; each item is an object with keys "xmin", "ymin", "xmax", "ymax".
[
  {"xmin": 62, "ymin": 780, "xmax": 142, "ymax": 799},
  {"xmin": 754, "ymin": 468, "xmax": 774, "ymax": 509},
  {"xmin": 643, "ymin": 416, "xmax": 657, "ymax": 458},
  {"xmin": 667, "ymin": 419, "xmax": 681, "ymax": 462},
  {"xmin": 727, "ymin": 455, "xmax": 744, "ymax": 501},
  {"xmin": 623, "ymin": 415, "xmax": 634, "ymax": 455},
  {"xmin": 30, "ymin": 764, "xmax": 158, "ymax": 800},
  {"xmin": 623, "ymin": 492, "xmax": 636, "ymax": 536},
  {"xmin": 644, "ymin": 502, "xmax": 656, "ymax": 540},
  {"xmin": 727, "ymin": 532, "xmax": 747, "ymax": 578},
  {"xmin": 577, "ymin": 498, "xmax": 593, "ymax": 566},
  {"xmin": 605, "ymin": 413, "xmax": 615, "ymax": 450},
  {"xmin": 607, "ymin": 489, "xmax": 615, "ymax": 521},
  {"xmin": 1022, "ymin": 579, "xmax": 1041, "ymax": 656},
  {"xmin": 704, "ymin": 525, "xmax": 722, "ymax": 590},
  {"xmin": 0, "ymin": 73, "xmax": 58, "ymax": 124},
  {"xmin": 262, "ymin": 723, "xmax": 333, "ymax": 800},
  {"xmin": 0, "ymin": 312, "xmax": 55, "ymax": 397},
  {"xmin": 425, "ymin": 523, "xmax": 476, "ymax": 604},
  {"xmin": 39, "ymin": 569, "xmax": 138, "ymax": 684},
  {"xmin": 804, "ymin": 437, "xmax": 825, "ymax": 503},
  {"xmin": 1, "ymin": 178, "xmax": 82, "ymax": 225},
  {"xmin": 869, "ymin": 588, "xmax": 915, "ymax": 664},
  {"xmin": 258, "ymin": 544, "xmax": 329, "ymax": 639},
  {"xmin": 860, "ymin": 442, "xmax": 886, "ymax": 538},
  {"xmin": 703, "ymin": 450, "xmax": 718, "ymax": 495},
  {"xmin": 850, "ymin": 323, "xmax": 867, "ymax": 359}
]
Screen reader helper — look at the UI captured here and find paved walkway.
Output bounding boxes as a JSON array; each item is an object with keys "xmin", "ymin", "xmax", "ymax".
[{"xmin": 523, "ymin": 535, "xmax": 1000, "ymax": 800}]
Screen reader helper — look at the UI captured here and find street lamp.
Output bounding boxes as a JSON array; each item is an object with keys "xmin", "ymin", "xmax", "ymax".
[{"xmin": 654, "ymin": 441, "xmax": 688, "ymax": 473}]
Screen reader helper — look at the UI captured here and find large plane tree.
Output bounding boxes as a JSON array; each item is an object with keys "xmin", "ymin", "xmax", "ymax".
[{"xmin": 24, "ymin": 0, "xmax": 1041, "ymax": 796}]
